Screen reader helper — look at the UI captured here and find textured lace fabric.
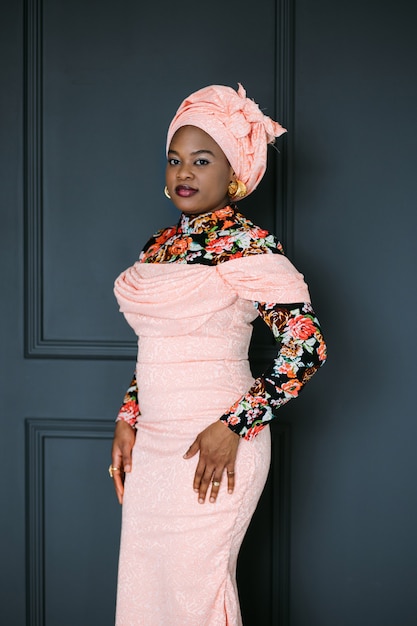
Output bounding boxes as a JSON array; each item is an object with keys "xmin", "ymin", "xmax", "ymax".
[{"xmin": 116, "ymin": 205, "xmax": 326, "ymax": 439}]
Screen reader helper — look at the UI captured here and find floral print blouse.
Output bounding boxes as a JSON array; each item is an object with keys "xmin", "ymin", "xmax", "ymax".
[{"xmin": 116, "ymin": 205, "xmax": 326, "ymax": 440}]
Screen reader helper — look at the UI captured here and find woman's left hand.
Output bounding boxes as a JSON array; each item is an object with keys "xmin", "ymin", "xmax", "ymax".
[{"xmin": 183, "ymin": 421, "xmax": 240, "ymax": 504}]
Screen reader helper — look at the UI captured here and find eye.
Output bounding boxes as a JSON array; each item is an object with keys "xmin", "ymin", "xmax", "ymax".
[
  {"xmin": 195, "ymin": 158, "xmax": 209, "ymax": 166},
  {"xmin": 168, "ymin": 158, "xmax": 180, "ymax": 166}
]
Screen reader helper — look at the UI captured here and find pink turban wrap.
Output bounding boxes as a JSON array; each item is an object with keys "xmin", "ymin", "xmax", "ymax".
[{"xmin": 166, "ymin": 83, "xmax": 287, "ymax": 198}]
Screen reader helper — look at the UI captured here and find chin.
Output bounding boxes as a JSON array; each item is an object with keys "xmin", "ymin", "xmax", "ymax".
[
  {"xmin": 174, "ymin": 202, "xmax": 208, "ymax": 215},
  {"xmin": 181, "ymin": 207, "xmax": 208, "ymax": 215}
]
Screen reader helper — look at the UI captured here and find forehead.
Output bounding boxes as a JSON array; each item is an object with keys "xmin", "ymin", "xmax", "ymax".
[{"xmin": 168, "ymin": 125, "xmax": 223, "ymax": 155}]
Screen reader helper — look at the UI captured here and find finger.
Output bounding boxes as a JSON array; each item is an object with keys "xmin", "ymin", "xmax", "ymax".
[
  {"xmin": 112, "ymin": 469, "xmax": 124, "ymax": 505},
  {"xmin": 122, "ymin": 445, "xmax": 133, "ymax": 473},
  {"xmin": 193, "ymin": 456, "xmax": 207, "ymax": 492},
  {"xmin": 198, "ymin": 467, "xmax": 217, "ymax": 504},
  {"xmin": 183, "ymin": 438, "xmax": 200, "ymax": 459},
  {"xmin": 209, "ymin": 474, "xmax": 222, "ymax": 503},
  {"xmin": 111, "ymin": 449, "xmax": 125, "ymax": 504},
  {"xmin": 110, "ymin": 422, "xmax": 135, "ymax": 505},
  {"xmin": 226, "ymin": 467, "xmax": 235, "ymax": 494}
]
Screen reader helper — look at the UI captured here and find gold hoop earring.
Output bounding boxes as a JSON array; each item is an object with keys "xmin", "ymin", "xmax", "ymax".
[
  {"xmin": 164, "ymin": 186, "xmax": 171, "ymax": 199},
  {"xmin": 228, "ymin": 180, "xmax": 247, "ymax": 199}
]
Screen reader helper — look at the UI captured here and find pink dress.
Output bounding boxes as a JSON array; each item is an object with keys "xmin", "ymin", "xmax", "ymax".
[{"xmin": 113, "ymin": 208, "xmax": 324, "ymax": 625}]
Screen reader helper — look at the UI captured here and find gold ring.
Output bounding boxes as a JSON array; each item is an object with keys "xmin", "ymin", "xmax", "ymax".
[
  {"xmin": 108, "ymin": 464, "xmax": 120, "ymax": 478},
  {"xmin": 212, "ymin": 480, "xmax": 221, "ymax": 487},
  {"xmin": 227, "ymin": 471, "xmax": 235, "ymax": 476}
]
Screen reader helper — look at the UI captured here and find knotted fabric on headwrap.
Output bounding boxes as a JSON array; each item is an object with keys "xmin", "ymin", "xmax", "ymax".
[{"xmin": 166, "ymin": 84, "xmax": 287, "ymax": 198}]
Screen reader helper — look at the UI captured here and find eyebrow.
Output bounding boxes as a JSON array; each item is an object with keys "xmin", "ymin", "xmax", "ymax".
[{"xmin": 168, "ymin": 149, "xmax": 216, "ymax": 157}]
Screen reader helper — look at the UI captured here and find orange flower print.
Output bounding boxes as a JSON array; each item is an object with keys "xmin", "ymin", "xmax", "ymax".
[
  {"xmin": 301, "ymin": 367, "xmax": 318, "ymax": 384},
  {"xmin": 206, "ymin": 236, "xmax": 234, "ymax": 255},
  {"xmin": 143, "ymin": 245, "xmax": 171, "ymax": 263},
  {"xmin": 134, "ymin": 206, "xmax": 327, "ymax": 443},
  {"xmin": 188, "ymin": 214, "xmax": 218, "ymax": 232},
  {"xmin": 216, "ymin": 207, "xmax": 234, "ymax": 220},
  {"xmin": 281, "ymin": 339, "xmax": 303, "ymax": 358},
  {"xmin": 270, "ymin": 308, "xmax": 291, "ymax": 331},
  {"xmin": 245, "ymin": 423, "xmax": 265, "ymax": 440},
  {"xmin": 227, "ymin": 251, "xmax": 244, "ymax": 260},
  {"xmin": 140, "ymin": 243, "xmax": 160, "ymax": 260},
  {"xmin": 247, "ymin": 245, "xmax": 264, "ymax": 255},
  {"xmin": 169, "ymin": 237, "xmax": 192, "ymax": 256},
  {"xmin": 154, "ymin": 227, "xmax": 176, "ymax": 245},
  {"xmin": 288, "ymin": 315, "xmax": 316, "ymax": 340},
  {"xmin": 277, "ymin": 361, "xmax": 297, "ymax": 378},
  {"xmin": 280, "ymin": 379, "xmax": 303, "ymax": 397},
  {"xmin": 252, "ymin": 394, "xmax": 268, "ymax": 406},
  {"xmin": 251, "ymin": 227, "xmax": 269, "ymax": 239},
  {"xmin": 317, "ymin": 338, "xmax": 327, "ymax": 362},
  {"xmin": 250, "ymin": 378, "xmax": 266, "ymax": 396},
  {"xmin": 118, "ymin": 400, "xmax": 139, "ymax": 421},
  {"xmin": 256, "ymin": 304, "xmax": 291, "ymax": 333},
  {"xmin": 228, "ymin": 398, "xmax": 240, "ymax": 413}
]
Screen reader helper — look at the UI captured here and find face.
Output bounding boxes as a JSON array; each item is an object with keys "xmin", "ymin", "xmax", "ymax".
[{"xmin": 165, "ymin": 125, "xmax": 235, "ymax": 215}]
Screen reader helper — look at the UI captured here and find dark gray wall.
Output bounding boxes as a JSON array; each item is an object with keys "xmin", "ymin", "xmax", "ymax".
[
  {"xmin": 1, "ymin": 1, "xmax": 416, "ymax": 625},
  {"xmin": 289, "ymin": 2, "xmax": 417, "ymax": 625}
]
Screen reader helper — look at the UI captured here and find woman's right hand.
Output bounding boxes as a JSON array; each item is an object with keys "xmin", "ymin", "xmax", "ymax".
[{"xmin": 111, "ymin": 420, "xmax": 136, "ymax": 504}]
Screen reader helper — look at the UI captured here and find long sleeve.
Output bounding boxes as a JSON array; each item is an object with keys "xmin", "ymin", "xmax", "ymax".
[
  {"xmin": 116, "ymin": 372, "xmax": 140, "ymax": 428},
  {"xmin": 219, "ymin": 302, "xmax": 327, "ymax": 440},
  {"xmin": 114, "ymin": 206, "xmax": 327, "ymax": 438}
]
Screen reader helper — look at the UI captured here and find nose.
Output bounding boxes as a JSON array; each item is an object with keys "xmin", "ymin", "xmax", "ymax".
[{"xmin": 176, "ymin": 163, "xmax": 193, "ymax": 180}]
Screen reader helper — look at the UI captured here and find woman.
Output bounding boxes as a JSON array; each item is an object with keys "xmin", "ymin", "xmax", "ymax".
[{"xmin": 110, "ymin": 84, "xmax": 327, "ymax": 625}]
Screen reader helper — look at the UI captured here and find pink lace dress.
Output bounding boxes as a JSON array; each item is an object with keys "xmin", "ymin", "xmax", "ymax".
[{"xmin": 113, "ymin": 206, "xmax": 326, "ymax": 625}]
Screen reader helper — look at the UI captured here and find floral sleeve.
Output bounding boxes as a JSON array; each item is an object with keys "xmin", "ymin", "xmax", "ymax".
[
  {"xmin": 116, "ymin": 372, "xmax": 140, "ymax": 428},
  {"xmin": 219, "ymin": 302, "xmax": 327, "ymax": 440}
]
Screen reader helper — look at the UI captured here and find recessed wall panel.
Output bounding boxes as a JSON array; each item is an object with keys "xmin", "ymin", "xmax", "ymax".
[{"xmin": 25, "ymin": 0, "xmax": 289, "ymax": 358}]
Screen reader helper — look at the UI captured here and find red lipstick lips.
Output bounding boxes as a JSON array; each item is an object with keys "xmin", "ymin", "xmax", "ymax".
[{"xmin": 175, "ymin": 185, "xmax": 198, "ymax": 197}]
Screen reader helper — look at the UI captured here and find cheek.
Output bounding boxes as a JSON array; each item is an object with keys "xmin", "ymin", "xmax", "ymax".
[{"xmin": 215, "ymin": 171, "xmax": 233, "ymax": 191}]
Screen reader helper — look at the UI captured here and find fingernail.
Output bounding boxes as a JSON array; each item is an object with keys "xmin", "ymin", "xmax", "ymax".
[
  {"xmin": 198, "ymin": 498, "xmax": 204, "ymax": 504},
  {"xmin": 193, "ymin": 488, "xmax": 199, "ymax": 493},
  {"xmin": 228, "ymin": 489, "xmax": 233, "ymax": 494},
  {"xmin": 210, "ymin": 497, "xmax": 215, "ymax": 503}
]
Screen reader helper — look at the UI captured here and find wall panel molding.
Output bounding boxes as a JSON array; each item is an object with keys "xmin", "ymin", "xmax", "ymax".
[
  {"xmin": 274, "ymin": 6, "xmax": 294, "ymax": 617},
  {"xmin": 25, "ymin": 418, "xmax": 116, "ymax": 626},
  {"xmin": 237, "ymin": 421, "xmax": 291, "ymax": 625},
  {"xmin": 275, "ymin": 0, "xmax": 295, "ymax": 257},
  {"xmin": 24, "ymin": 0, "xmax": 136, "ymax": 359},
  {"xmin": 24, "ymin": 0, "xmax": 294, "ymax": 361},
  {"xmin": 25, "ymin": 417, "xmax": 291, "ymax": 626},
  {"xmin": 271, "ymin": 422, "xmax": 291, "ymax": 625}
]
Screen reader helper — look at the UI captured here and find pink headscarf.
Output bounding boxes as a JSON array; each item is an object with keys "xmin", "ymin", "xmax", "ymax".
[{"xmin": 166, "ymin": 84, "xmax": 286, "ymax": 198}]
